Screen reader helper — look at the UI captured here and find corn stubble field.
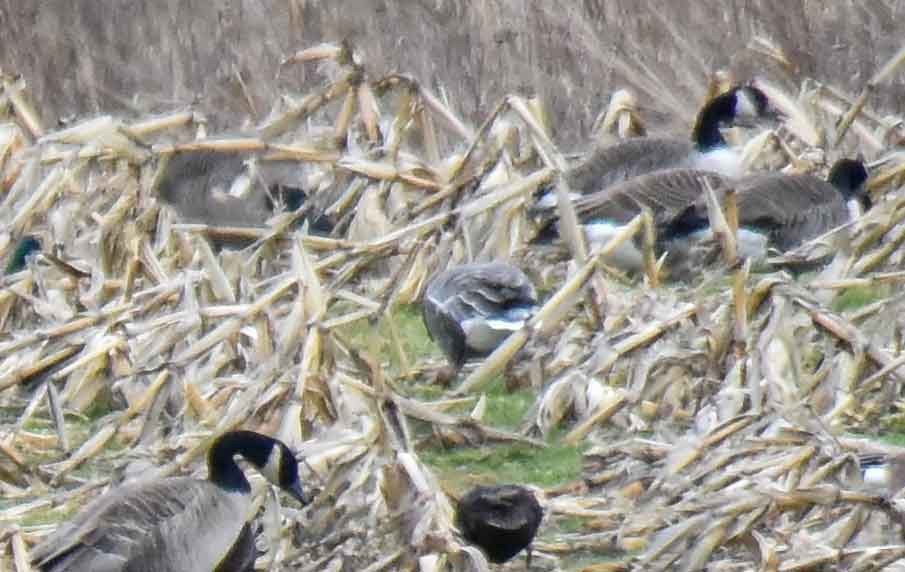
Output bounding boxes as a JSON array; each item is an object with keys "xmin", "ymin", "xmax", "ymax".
[{"xmin": 4, "ymin": 20, "xmax": 905, "ymax": 572}]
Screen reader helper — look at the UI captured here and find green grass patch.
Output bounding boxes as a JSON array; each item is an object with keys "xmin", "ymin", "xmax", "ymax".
[
  {"xmin": 880, "ymin": 432, "xmax": 905, "ymax": 447},
  {"xmin": 421, "ymin": 439, "xmax": 586, "ymax": 491},
  {"xmin": 832, "ymin": 285, "xmax": 889, "ymax": 313},
  {"xmin": 556, "ymin": 515, "xmax": 588, "ymax": 534},
  {"xmin": 482, "ymin": 378, "xmax": 535, "ymax": 429},
  {"xmin": 335, "ymin": 303, "xmax": 442, "ymax": 375}
]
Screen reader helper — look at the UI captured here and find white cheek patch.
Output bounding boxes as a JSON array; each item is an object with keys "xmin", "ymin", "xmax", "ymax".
[
  {"xmin": 260, "ymin": 446, "xmax": 283, "ymax": 485},
  {"xmin": 862, "ymin": 465, "xmax": 889, "ymax": 488},
  {"xmin": 735, "ymin": 89, "xmax": 759, "ymax": 119},
  {"xmin": 846, "ymin": 198, "xmax": 864, "ymax": 221}
]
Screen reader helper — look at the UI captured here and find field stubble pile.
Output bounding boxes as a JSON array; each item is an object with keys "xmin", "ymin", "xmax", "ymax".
[{"xmin": 3, "ymin": 40, "xmax": 905, "ymax": 570}]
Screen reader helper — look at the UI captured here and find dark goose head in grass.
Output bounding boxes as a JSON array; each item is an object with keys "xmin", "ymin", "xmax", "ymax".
[
  {"xmin": 456, "ymin": 484, "xmax": 543, "ymax": 566},
  {"xmin": 422, "ymin": 263, "xmax": 538, "ymax": 370}
]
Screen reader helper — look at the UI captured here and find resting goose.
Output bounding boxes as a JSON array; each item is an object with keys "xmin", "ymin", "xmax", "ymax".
[
  {"xmin": 537, "ymin": 84, "xmax": 775, "ymax": 208},
  {"xmin": 663, "ymin": 158, "xmax": 871, "ymax": 259},
  {"xmin": 456, "ymin": 484, "xmax": 543, "ymax": 566},
  {"xmin": 422, "ymin": 263, "xmax": 538, "ymax": 369},
  {"xmin": 733, "ymin": 158, "xmax": 870, "ymax": 251},
  {"xmin": 533, "ymin": 168, "xmax": 733, "ymax": 273},
  {"xmin": 31, "ymin": 430, "xmax": 310, "ymax": 572},
  {"xmin": 535, "ymin": 159, "xmax": 869, "ymax": 275},
  {"xmin": 156, "ymin": 150, "xmax": 333, "ymax": 235}
]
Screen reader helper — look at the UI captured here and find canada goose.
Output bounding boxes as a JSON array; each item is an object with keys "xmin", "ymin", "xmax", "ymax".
[
  {"xmin": 456, "ymin": 484, "xmax": 543, "ymax": 566},
  {"xmin": 661, "ymin": 158, "xmax": 871, "ymax": 258},
  {"xmin": 31, "ymin": 430, "xmax": 310, "ymax": 572},
  {"xmin": 734, "ymin": 158, "xmax": 870, "ymax": 251},
  {"xmin": 422, "ymin": 263, "xmax": 538, "ymax": 370},
  {"xmin": 536, "ymin": 84, "xmax": 775, "ymax": 207},
  {"xmin": 156, "ymin": 150, "xmax": 333, "ymax": 235},
  {"xmin": 532, "ymin": 168, "xmax": 733, "ymax": 273},
  {"xmin": 4, "ymin": 234, "xmax": 42, "ymax": 274},
  {"xmin": 535, "ymin": 159, "xmax": 869, "ymax": 275}
]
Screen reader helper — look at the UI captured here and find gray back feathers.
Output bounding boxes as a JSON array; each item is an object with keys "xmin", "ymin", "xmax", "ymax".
[
  {"xmin": 423, "ymin": 263, "xmax": 537, "ymax": 367},
  {"xmin": 567, "ymin": 138, "xmax": 699, "ymax": 195},
  {"xmin": 425, "ymin": 263, "xmax": 537, "ymax": 318},
  {"xmin": 156, "ymin": 151, "xmax": 273, "ymax": 228},
  {"xmin": 732, "ymin": 172, "xmax": 858, "ymax": 250},
  {"xmin": 570, "ymin": 168, "xmax": 730, "ymax": 228},
  {"xmin": 31, "ymin": 478, "xmax": 249, "ymax": 572}
]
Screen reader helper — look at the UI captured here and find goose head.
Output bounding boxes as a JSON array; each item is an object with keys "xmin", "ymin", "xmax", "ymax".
[
  {"xmin": 208, "ymin": 430, "xmax": 311, "ymax": 505},
  {"xmin": 260, "ymin": 438, "xmax": 310, "ymax": 504},
  {"xmin": 693, "ymin": 84, "xmax": 776, "ymax": 151},
  {"xmin": 455, "ymin": 484, "xmax": 544, "ymax": 565},
  {"xmin": 828, "ymin": 158, "xmax": 870, "ymax": 213}
]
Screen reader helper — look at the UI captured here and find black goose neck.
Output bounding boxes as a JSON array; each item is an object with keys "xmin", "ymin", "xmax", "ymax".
[
  {"xmin": 207, "ymin": 431, "xmax": 274, "ymax": 493},
  {"xmin": 692, "ymin": 90, "xmax": 737, "ymax": 151}
]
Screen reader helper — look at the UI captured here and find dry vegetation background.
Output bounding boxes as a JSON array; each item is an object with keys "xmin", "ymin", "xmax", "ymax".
[
  {"xmin": 1, "ymin": 1, "xmax": 904, "ymax": 145},
  {"xmin": 5, "ymin": 2, "xmax": 905, "ymax": 572}
]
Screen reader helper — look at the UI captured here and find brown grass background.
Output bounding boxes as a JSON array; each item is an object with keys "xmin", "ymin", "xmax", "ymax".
[{"xmin": 1, "ymin": 0, "xmax": 903, "ymax": 146}]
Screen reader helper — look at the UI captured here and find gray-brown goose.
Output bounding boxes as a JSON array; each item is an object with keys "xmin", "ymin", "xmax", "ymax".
[
  {"xmin": 535, "ymin": 159, "xmax": 869, "ymax": 274},
  {"xmin": 156, "ymin": 150, "xmax": 333, "ymax": 235},
  {"xmin": 422, "ymin": 263, "xmax": 538, "ymax": 370},
  {"xmin": 732, "ymin": 158, "xmax": 870, "ymax": 251},
  {"xmin": 661, "ymin": 158, "xmax": 871, "ymax": 256},
  {"xmin": 536, "ymin": 84, "xmax": 776, "ymax": 207},
  {"xmin": 31, "ymin": 430, "xmax": 310, "ymax": 572},
  {"xmin": 533, "ymin": 168, "xmax": 732, "ymax": 272}
]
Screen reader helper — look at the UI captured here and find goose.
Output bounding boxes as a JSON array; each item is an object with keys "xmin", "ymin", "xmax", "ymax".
[
  {"xmin": 534, "ymin": 159, "xmax": 869, "ymax": 276},
  {"xmin": 532, "ymin": 168, "xmax": 733, "ymax": 273},
  {"xmin": 30, "ymin": 430, "xmax": 311, "ymax": 572},
  {"xmin": 456, "ymin": 484, "xmax": 543, "ymax": 566},
  {"xmin": 660, "ymin": 158, "xmax": 871, "ymax": 259},
  {"xmin": 422, "ymin": 263, "xmax": 538, "ymax": 370},
  {"xmin": 156, "ymin": 150, "xmax": 333, "ymax": 235},
  {"xmin": 536, "ymin": 84, "xmax": 775, "ymax": 208},
  {"xmin": 734, "ymin": 158, "xmax": 870, "ymax": 252}
]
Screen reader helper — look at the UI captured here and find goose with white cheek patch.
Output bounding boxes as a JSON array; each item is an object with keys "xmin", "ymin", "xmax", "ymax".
[
  {"xmin": 30, "ymin": 430, "xmax": 311, "ymax": 572},
  {"xmin": 662, "ymin": 158, "xmax": 871, "ymax": 264},
  {"xmin": 422, "ymin": 263, "xmax": 538, "ymax": 372},
  {"xmin": 534, "ymin": 159, "xmax": 870, "ymax": 278},
  {"xmin": 536, "ymin": 84, "xmax": 777, "ymax": 208}
]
